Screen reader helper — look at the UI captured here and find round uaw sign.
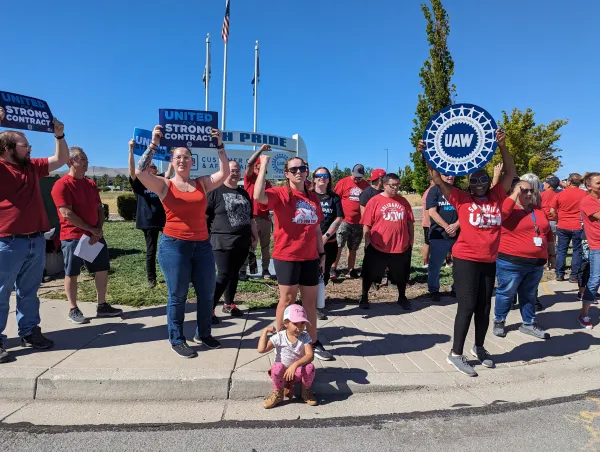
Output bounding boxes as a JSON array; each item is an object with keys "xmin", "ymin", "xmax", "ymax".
[{"xmin": 422, "ymin": 103, "xmax": 498, "ymax": 176}]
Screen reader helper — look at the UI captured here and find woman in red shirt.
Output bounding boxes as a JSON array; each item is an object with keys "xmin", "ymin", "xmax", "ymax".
[
  {"xmin": 135, "ymin": 125, "xmax": 230, "ymax": 359},
  {"xmin": 579, "ymin": 172, "xmax": 600, "ymax": 329},
  {"xmin": 254, "ymin": 155, "xmax": 333, "ymax": 361},
  {"xmin": 493, "ymin": 180, "xmax": 555, "ymax": 339},
  {"xmin": 418, "ymin": 130, "xmax": 515, "ymax": 377}
]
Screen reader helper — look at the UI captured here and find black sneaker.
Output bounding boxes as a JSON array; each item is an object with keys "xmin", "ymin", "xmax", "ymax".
[
  {"xmin": 397, "ymin": 297, "xmax": 412, "ymax": 311},
  {"xmin": 97, "ymin": 303, "xmax": 123, "ymax": 318},
  {"xmin": 211, "ymin": 310, "xmax": 220, "ymax": 325},
  {"xmin": 535, "ymin": 299, "xmax": 545, "ymax": 312},
  {"xmin": 313, "ymin": 340, "xmax": 334, "ymax": 361},
  {"xmin": 430, "ymin": 291, "xmax": 441, "ymax": 302},
  {"xmin": 493, "ymin": 320, "xmax": 506, "ymax": 337},
  {"xmin": 0, "ymin": 342, "xmax": 11, "ymax": 363},
  {"xmin": 147, "ymin": 279, "xmax": 157, "ymax": 289},
  {"xmin": 21, "ymin": 327, "xmax": 54, "ymax": 349},
  {"xmin": 171, "ymin": 342, "xmax": 197, "ymax": 358},
  {"xmin": 238, "ymin": 271, "xmax": 249, "ymax": 282},
  {"xmin": 316, "ymin": 308, "xmax": 328, "ymax": 320},
  {"xmin": 193, "ymin": 334, "xmax": 221, "ymax": 349},
  {"xmin": 358, "ymin": 295, "xmax": 370, "ymax": 310},
  {"xmin": 222, "ymin": 303, "xmax": 243, "ymax": 317},
  {"xmin": 348, "ymin": 269, "xmax": 361, "ymax": 279}
]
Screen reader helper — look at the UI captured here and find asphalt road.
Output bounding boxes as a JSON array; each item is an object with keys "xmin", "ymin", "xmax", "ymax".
[{"xmin": 1, "ymin": 393, "xmax": 599, "ymax": 452}]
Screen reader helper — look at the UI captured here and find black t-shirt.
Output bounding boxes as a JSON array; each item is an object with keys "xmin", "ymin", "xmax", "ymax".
[
  {"xmin": 129, "ymin": 176, "xmax": 166, "ymax": 230},
  {"xmin": 206, "ymin": 184, "xmax": 253, "ymax": 250},
  {"xmin": 359, "ymin": 185, "xmax": 383, "ymax": 207},
  {"xmin": 316, "ymin": 192, "xmax": 344, "ymax": 236},
  {"xmin": 425, "ymin": 185, "xmax": 459, "ymax": 240}
]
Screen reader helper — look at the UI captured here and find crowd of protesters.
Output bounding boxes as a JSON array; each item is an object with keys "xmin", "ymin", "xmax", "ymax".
[{"xmin": 1, "ymin": 106, "xmax": 599, "ymax": 405}]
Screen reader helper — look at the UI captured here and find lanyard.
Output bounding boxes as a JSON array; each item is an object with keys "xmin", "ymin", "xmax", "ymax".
[{"xmin": 529, "ymin": 209, "xmax": 540, "ymax": 236}]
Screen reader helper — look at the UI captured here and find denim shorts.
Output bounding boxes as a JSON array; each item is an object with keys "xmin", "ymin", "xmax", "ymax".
[{"xmin": 61, "ymin": 237, "xmax": 110, "ymax": 277}]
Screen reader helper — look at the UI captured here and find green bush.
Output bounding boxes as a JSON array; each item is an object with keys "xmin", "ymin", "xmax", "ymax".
[
  {"xmin": 101, "ymin": 187, "xmax": 111, "ymax": 192},
  {"xmin": 117, "ymin": 194, "xmax": 137, "ymax": 221},
  {"xmin": 103, "ymin": 203, "xmax": 109, "ymax": 220}
]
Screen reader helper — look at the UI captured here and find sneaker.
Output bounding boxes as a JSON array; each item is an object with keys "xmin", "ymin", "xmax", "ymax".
[
  {"xmin": 313, "ymin": 340, "xmax": 334, "ymax": 361},
  {"xmin": 211, "ymin": 310, "xmax": 220, "ymax": 325},
  {"xmin": 470, "ymin": 345, "xmax": 495, "ymax": 368},
  {"xmin": 248, "ymin": 252, "xmax": 258, "ymax": 275},
  {"xmin": 262, "ymin": 269, "xmax": 272, "ymax": 280},
  {"xmin": 263, "ymin": 390, "xmax": 284, "ymax": 409},
  {"xmin": 171, "ymin": 342, "xmax": 197, "ymax": 358},
  {"xmin": 348, "ymin": 269, "xmax": 361, "ymax": 279},
  {"xmin": 238, "ymin": 271, "xmax": 249, "ymax": 282},
  {"xmin": 316, "ymin": 308, "xmax": 328, "ymax": 320},
  {"xmin": 446, "ymin": 353, "xmax": 477, "ymax": 377},
  {"xmin": 301, "ymin": 386, "xmax": 318, "ymax": 406},
  {"xmin": 535, "ymin": 300, "xmax": 545, "ymax": 312},
  {"xmin": 21, "ymin": 327, "xmax": 54, "ymax": 349},
  {"xmin": 577, "ymin": 292, "xmax": 584, "ymax": 301},
  {"xmin": 579, "ymin": 316, "xmax": 593, "ymax": 329},
  {"xmin": 68, "ymin": 307, "xmax": 89, "ymax": 324},
  {"xmin": 358, "ymin": 295, "xmax": 370, "ymax": 310},
  {"xmin": 556, "ymin": 275, "xmax": 566, "ymax": 282},
  {"xmin": 569, "ymin": 277, "xmax": 578, "ymax": 284},
  {"xmin": 519, "ymin": 323, "xmax": 550, "ymax": 339},
  {"xmin": 0, "ymin": 343, "xmax": 11, "ymax": 364},
  {"xmin": 193, "ymin": 334, "xmax": 222, "ymax": 349},
  {"xmin": 329, "ymin": 268, "xmax": 338, "ymax": 281},
  {"xmin": 430, "ymin": 291, "xmax": 441, "ymax": 302},
  {"xmin": 147, "ymin": 279, "xmax": 157, "ymax": 289},
  {"xmin": 493, "ymin": 320, "xmax": 506, "ymax": 337},
  {"xmin": 222, "ymin": 304, "xmax": 243, "ymax": 317},
  {"xmin": 422, "ymin": 263, "xmax": 429, "ymax": 269},
  {"xmin": 397, "ymin": 297, "xmax": 412, "ymax": 311},
  {"xmin": 97, "ymin": 303, "xmax": 123, "ymax": 318}
]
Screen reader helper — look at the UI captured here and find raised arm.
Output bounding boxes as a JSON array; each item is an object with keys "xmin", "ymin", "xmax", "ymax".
[
  {"xmin": 199, "ymin": 129, "xmax": 230, "ymax": 192},
  {"xmin": 47, "ymin": 118, "xmax": 70, "ymax": 172},
  {"xmin": 135, "ymin": 125, "xmax": 169, "ymax": 200},
  {"xmin": 164, "ymin": 162, "xmax": 174, "ymax": 179},
  {"xmin": 491, "ymin": 162, "xmax": 503, "ymax": 188},
  {"xmin": 128, "ymin": 139, "xmax": 136, "ymax": 181},
  {"xmin": 496, "ymin": 129, "xmax": 517, "ymax": 193},
  {"xmin": 253, "ymin": 154, "xmax": 270, "ymax": 205},
  {"xmin": 245, "ymin": 144, "xmax": 270, "ymax": 177},
  {"xmin": 418, "ymin": 140, "xmax": 453, "ymax": 201}
]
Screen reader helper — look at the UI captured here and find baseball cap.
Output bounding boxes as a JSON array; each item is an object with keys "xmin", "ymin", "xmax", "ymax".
[
  {"xmin": 283, "ymin": 304, "xmax": 311, "ymax": 325},
  {"xmin": 368, "ymin": 169, "xmax": 386, "ymax": 181},
  {"xmin": 352, "ymin": 164, "xmax": 365, "ymax": 178},
  {"xmin": 545, "ymin": 176, "xmax": 560, "ymax": 189}
]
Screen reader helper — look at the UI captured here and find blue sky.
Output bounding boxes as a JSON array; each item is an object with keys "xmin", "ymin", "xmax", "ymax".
[{"xmin": 2, "ymin": 0, "xmax": 598, "ymax": 177}]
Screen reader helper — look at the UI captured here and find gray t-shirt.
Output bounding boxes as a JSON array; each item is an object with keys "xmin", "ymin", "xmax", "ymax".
[{"xmin": 270, "ymin": 331, "xmax": 312, "ymax": 367}]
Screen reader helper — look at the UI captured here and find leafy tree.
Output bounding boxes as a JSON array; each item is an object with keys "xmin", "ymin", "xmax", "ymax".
[
  {"xmin": 399, "ymin": 165, "xmax": 414, "ymax": 193},
  {"xmin": 330, "ymin": 165, "xmax": 344, "ymax": 186},
  {"xmin": 409, "ymin": 0, "xmax": 456, "ymax": 194},
  {"xmin": 97, "ymin": 174, "xmax": 109, "ymax": 188},
  {"xmin": 114, "ymin": 174, "xmax": 125, "ymax": 190}
]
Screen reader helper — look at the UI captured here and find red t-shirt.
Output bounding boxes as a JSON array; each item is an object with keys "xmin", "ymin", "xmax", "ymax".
[
  {"xmin": 0, "ymin": 158, "xmax": 50, "ymax": 237},
  {"xmin": 421, "ymin": 186, "xmax": 432, "ymax": 228},
  {"xmin": 361, "ymin": 194, "xmax": 414, "ymax": 254},
  {"xmin": 581, "ymin": 195, "xmax": 600, "ymax": 250},
  {"xmin": 498, "ymin": 198, "xmax": 553, "ymax": 261},
  {"xmin": 244, "ymin": 172, "xmax": 271, "ymax": 219},
  {"xmin": 540, "ymin": 189, "xmax": 557, "ymax": 221},
  {"xmin": 263, "ymin": 186, "xmax": 324, "ymax": 261},
  {"xmin": 551, "ymin": 187, "xmax": 588, "ymax": 230},
  {"xmin": 448, "ymin": 184, "xmax": 507, "ymax": 263},
  {"xmin": 51, "ymin": 175, "xmax": 102, "ymax": 240},
  {"xmin": 334, "ymin": 177, "xmax": 369, "ymax": 224}
]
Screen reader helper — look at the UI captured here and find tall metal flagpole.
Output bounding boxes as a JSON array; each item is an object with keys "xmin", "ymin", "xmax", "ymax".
[
  {"xmin": 221, "ymin": 0, "xmax": 230, "ymax": 130},
  {"xmin": 205, "ymin": 34, "xmax": 211, "ymax": 111},
  {"xmin": 253, "ymin": 41, "xmax": 259, "ymax": 134}
]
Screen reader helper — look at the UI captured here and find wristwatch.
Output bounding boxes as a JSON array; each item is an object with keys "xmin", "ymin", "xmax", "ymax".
[{"xmin": 325, "ymin": 232, "xmax": 331, "ymax": 238}]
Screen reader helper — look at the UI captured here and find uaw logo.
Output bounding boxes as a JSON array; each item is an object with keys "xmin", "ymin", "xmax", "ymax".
[
  {"xmin": 422, "ymin": 103, "xmax": 498, "ymax": 176},
  {"xmin": 271, "ymin": 153, "xmax": 288, "ymax": 176}
]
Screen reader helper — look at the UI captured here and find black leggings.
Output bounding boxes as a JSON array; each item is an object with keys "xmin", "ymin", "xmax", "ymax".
[
  {"xmin": 142, "ymin": 228, "xmax": 160, "ymax": 282},
  {"xmin": 213, "ymin": 246, "xmax": 250, "ymax": 307},
  {"xmin": 323, "ymin": 240, "xmax": 338, "ymax": 286},
  {"xmin": 452, "ymin": 257, "xmax": 496, "ymax": 355}
]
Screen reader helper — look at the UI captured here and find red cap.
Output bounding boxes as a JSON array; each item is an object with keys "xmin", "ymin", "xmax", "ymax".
[{"xmin": 368, "ymin": 169, "xmax": 386, "ymax": 181}]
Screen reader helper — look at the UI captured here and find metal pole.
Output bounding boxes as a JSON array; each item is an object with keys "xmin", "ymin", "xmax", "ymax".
[
  {"xmin": 385, "ymin": 148, "xmax": 389, "ymax": 172},
  {"xmin": 205, "ymin": 34, "xmax": 211, "ymax": 111},
  {"xmin": 253, "ymin": 41, "xmax": 259, "ymax": 134}
]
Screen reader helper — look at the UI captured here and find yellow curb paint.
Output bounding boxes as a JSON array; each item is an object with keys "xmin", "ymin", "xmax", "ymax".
[{"xmin": 541, "ymin": 282, "xmax": 552, "ymax": 296}]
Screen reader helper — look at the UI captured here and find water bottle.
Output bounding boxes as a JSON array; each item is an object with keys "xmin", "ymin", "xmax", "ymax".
[{"xmin": 317, "ymin": 270, "xmax": 325, "ymax": 309}]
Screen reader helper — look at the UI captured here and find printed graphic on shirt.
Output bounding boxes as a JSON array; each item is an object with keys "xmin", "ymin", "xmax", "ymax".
[
  {"xmin": 223, "ymin": 192, "xmax": 251, "ymax": 227},
  {"xmin": 437, "ymin": 196, "xmax": 455, "ymax": 211},
  {"xmin": 292, "ymin": 199, "xmax": 318, "ymax": 224},
  {"xmin": 381, "ymin": 202, "xmax": 406, "ymax": 222},
  {"xmin": 468, "ymin": 202, "xmax": 501, "ymax": 229},
  {"xmin": 349, "ymin": 187, "xmax": 363, "ymax": 202}
]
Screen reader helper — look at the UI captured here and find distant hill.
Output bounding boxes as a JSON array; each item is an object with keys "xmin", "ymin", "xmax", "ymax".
[{"xmin": 50, "ymin": 166, "xmax": 129, "ymax": 177}]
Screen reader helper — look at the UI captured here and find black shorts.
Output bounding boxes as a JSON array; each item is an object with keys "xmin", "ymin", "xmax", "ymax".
[
  {"xmin": 423, "ymin": 227, "xmax": 430, "ymax": 245},
  {"xmin": 273, "ymin": 259, "xmax": 320, "ymax": 286}
]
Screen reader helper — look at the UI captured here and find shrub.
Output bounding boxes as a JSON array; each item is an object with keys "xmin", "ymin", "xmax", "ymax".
[
  {"xmin": 103, "ymin": 203, "xmax": 109, "ymax": 220},
  {"xmin": 117, "ymin": 193, "xmax": 137, "ymax": 221}
]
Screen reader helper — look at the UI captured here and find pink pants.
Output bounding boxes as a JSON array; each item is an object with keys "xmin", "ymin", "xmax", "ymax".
[{"xmin": 270, "ymin": 362, "xmax": 315, "ymax": 390}]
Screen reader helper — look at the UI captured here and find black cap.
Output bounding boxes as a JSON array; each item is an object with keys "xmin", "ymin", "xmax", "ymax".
[
  {"xmin": 545, "ymin": 176, "xmax": 560, "ymax": 189},
  {"xmin": 352, "ymin": 164, "xmax": 365, "ymax": 178}
]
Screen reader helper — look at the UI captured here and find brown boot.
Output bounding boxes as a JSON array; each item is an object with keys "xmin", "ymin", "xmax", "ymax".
[
  {"xmin": 301, "ymin": 386, "xmax": 318, "ymax": 406},
  {"xmin": 263, "ymin": 390, "xmax": 284, "ymax": 409},
  {"xmin": 284, "ymin": 382, "xmax": 294, "ymax": 400}
]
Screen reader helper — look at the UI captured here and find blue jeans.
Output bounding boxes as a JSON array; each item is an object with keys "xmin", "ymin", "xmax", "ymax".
[
  {"xmin": 158, "ymin": 235, "xmax": 215, "ymax": 345},
  {"xmin": 0, "ymin": 235, "xmax": 45, "ymax": 341},
  {"xmin": 556, "ymin": 228, "xmax": 583, "ymax": 278},
  {"xmin": 428, "ymin": 238, "xmax": 455, "ymax": 293},
  {"xmin": 583, "ymin": 249, "xmax": 600, "ymax": 304},
  {"xmin": 494, "ymin": 259, "xmax": 544, "ymax": 324}
]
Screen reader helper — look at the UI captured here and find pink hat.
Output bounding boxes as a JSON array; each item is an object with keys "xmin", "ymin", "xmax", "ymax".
[{"xmin": 283, "ymin": 304, "xmax": 311, "ymax": 325}]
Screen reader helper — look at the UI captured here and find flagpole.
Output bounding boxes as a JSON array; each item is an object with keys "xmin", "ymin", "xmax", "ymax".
[
  {"xmin": 205, "ymin": 33, "xmax": 211, "ymax": 111},
  {"xmin": 253, "ymin": 40, "xmax": 259, "ymax": 134}
]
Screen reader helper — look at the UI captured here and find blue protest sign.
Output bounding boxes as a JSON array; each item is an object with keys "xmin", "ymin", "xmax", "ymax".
[
  {"xmin": 132, "ymin": 128, "xmax": 171, "ymax": 162},
  {"xmin": 159, "ymin": 109, "xmax": 218, "ymax": 148},
  {"xmin": 0, "ymin": 91, "xmax": 54, "ymax": 133},
  {"xmin": 422, "ymin": 103, "xmax": 498, "ymax": 176}
]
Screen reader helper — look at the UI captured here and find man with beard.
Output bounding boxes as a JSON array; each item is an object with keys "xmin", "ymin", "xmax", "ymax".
[{"xmin": 0, "ymin": 106, "xmax": 69, "ymax": 364}]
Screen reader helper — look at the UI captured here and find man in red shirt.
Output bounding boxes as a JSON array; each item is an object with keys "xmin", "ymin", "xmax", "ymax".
[
  {"xmin": 540, "ymin": 175, "xmax": 560, "ymax": 235},
  {"xmin": 360, "ymin": 173, "xmax": 414, "ymax": 309},
  {"xmin": 332, "ymin": 164, "xmax": 369, "ymax": 278},
  {"xmin": 243, "ymin": 144, "xmax": 272, "ymax": 280},
  {"xmin": 0, "ymin": 107, "xmax": 69, "ymax": 363},
  {"xmin": 51, "ymin": 147, "xmax": 122, "ymax": 324},
  {"xmin": 550, "ymin": 173, "xmax": 588, "ymax": 282}
]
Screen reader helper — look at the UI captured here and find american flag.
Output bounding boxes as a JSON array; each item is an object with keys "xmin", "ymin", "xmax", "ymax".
[{"xmin": 221, "ymin": 0, "xmax": 231, "ymax": 43}]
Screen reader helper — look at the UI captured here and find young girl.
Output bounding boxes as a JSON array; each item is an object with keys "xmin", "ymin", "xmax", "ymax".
[{"xmin": 257, "ymin": 304, "xmax": 317, "ymax": 409}]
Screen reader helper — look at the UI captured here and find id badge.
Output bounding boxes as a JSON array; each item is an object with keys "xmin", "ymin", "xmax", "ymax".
[{"xmin": 533, "ymin": 237, "xmax": 543, "ymax": 247}]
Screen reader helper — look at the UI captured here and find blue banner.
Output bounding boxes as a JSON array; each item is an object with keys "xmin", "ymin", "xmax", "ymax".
[
  {"xmin": 159, "ymin": 109, "xmax": 218, "ymax": 148},
  {"xmin": 0, "ymin": 91, "xmax": 54, "ymax": 133},
  {"xmin": 132, "ymin": 128, "xmax": 171, "ymax": 162}
]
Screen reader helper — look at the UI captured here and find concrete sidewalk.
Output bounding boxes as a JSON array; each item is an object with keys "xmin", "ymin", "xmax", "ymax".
[{"xmin": 1, "ymin": 280, "xmax": 599, "ymax": 405}]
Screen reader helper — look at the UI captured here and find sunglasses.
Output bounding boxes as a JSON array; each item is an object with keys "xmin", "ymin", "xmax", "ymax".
[
  {"xmin": 469, "ymin": 176, "xmax": 490, "ymax": 185},
  {"xmin": 287, "ymin": 165, "xmax": 308, "ymax": 174},
  {"xmin": 386, "ymin": 183, "xmax": 400, "ymax": 189},
  {"xmin": 314, "ymin": 174, "xmax": 329, "ymax": 179},
  {"xmin": 520, "ymin": 188, "xmax": 534, "ymax": 194}
]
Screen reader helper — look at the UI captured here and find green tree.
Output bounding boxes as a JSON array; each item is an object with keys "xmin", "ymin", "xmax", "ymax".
[
  {"xmin": 97, "ymin": 174, "xmax": 109, "ymax": 188},
  {"xmin": 114, "ymin": 174, "xmax": 125, "ymax": 190},
  {"xmin": 409, "ymin": 0, "xmax": 456, "ymax": 194},
  {"xmin": 330, "ymin": 165, "xmax": 344, "ymax": 186},
  {"xmin": 488, "ymin": 108, "xmax": 567, "ymax": 179},
  {"xmin": 399, "ymin": 165, "xmax": 414, "ymax": 193}
]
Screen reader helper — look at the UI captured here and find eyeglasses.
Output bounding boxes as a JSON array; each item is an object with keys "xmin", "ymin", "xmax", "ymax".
[
  {"xmin": 314, "ymin": 174, "xmax": 329, "ymax": 179},
  {"xmin": 469, "ymin": 175, "xmax": 490, "ymax": 185},
  {"xmin": 16, "ymin": 143, "xmax": 32, "ymax": 150},
  {"xmin": 287, "ymin": 165, "xmax": 308, "ymax": 174},
  {"xmin": 386, "ymin": 184, "xmax": 400, "ymax": 189}
]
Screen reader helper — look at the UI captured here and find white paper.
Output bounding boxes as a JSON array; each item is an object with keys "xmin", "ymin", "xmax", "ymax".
[{"xmin": 74, "ymin": 235, "xmax": 104, "ymax": 263}]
